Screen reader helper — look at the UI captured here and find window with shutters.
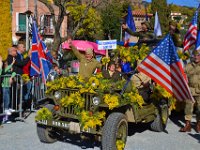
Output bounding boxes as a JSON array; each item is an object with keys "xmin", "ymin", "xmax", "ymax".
[
  {"xmin": 40, "ymin": 15, "xmax": 54, "ymax": 35},
  {"xmin": 16, "ymin": 13, "xmax": 26, "ymax": 32}
]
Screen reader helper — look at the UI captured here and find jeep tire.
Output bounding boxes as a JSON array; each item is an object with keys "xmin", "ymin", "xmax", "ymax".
[
  {"xmin": 102, "ymin": 113, "xmax": 128, "ymax": 150},
  {"xmin": 36, "ymin": 104, "xmax": 57, "ymax": 143},
  {"xmin": 151, "ymin": 99, "xmax": 169, "ymax": 132}
]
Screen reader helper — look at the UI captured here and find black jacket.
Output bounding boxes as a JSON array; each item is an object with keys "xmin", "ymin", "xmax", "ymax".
[{"xmin": 7, "ymin": 54, "xmax": 30, "ymax": 75}]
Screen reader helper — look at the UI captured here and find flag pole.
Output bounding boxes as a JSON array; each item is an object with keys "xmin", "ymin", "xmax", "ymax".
[{"xmin": 25, "ymin": 0, "xmax": 29, "ymax": 51}]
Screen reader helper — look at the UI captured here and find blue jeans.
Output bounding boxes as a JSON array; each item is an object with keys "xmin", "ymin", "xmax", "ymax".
[
  {"xmin": 23, "ymin": 81, "xmax": 32, "ymax": 101},
  {"xmin": 3, "ymin": 87, "xmax": 11, "ymax": 110}
]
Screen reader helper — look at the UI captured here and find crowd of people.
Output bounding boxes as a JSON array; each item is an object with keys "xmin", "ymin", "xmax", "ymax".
[{"xmin": 0, "ymin": 20, "xmax": 200, "ymax": 133}]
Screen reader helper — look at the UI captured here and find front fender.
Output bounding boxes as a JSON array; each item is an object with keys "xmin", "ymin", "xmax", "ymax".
[{"xmin": 35, "ymin": 97, "xmax": 55, "ymax": 108}]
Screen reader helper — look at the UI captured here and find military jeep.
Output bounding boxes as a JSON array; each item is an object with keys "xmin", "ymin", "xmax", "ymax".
[{"xmin": 35, "ymin": 75, "xmax": 169, "ymax": 150}]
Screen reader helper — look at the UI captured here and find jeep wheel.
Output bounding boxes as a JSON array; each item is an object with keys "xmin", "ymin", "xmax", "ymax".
[
  {"xmin": 102, "ymin": 113, "xmax": 128, "ymax": 150},
  {"xmin": 36, "ymin": 104, "xmax": 57, "ymax": 143},
  {"xmin": 151, "ymin": 99, "xmax": 169, "ymax": 132}
]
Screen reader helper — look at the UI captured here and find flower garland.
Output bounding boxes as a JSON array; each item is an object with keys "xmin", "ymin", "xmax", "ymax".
[{"xmin": 46, "ymin": 74, "xmax": 126, "ymax": 94}]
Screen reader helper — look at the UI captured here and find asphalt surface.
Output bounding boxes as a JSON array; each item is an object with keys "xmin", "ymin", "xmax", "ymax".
[{"xmin": 0, "ymin": 111, "xmax": 199, "ymax": 150}]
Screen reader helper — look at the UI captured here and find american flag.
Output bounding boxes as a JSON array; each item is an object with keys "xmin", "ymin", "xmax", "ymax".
[
  {"xmin": 138, "ymin": 34, "xmax": 194, "ymax": 102},
  {"xmin": 30, "ymin": 20, "xmax": 52, "ymax": 83},
  {"xmin": 183, "ymin": 5, "xmax": 200, "ymax": 51}
]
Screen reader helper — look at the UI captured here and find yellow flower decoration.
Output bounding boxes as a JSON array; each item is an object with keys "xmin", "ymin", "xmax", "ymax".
[
  {"xmin": 115, "ymin": 44, "xmax": 150, "ymax": 67},
  {"xmin": 22, "ymin": 74, "xmax": 30, "ymax": 84},
  {"xmin": 79, "ymin": 111, "xmax": 106, "ymax": 130},
  {"xmin": 101, "ymin": 57, "xmax": 110, "ymax": 65},
  {"xmin": 60, "ymin": 92, "xmax": 85, "ymax": 109},
  {"xmin": 116, "ymin": 140, "xmax": 125, "ymax": 150},
  {"xmin": 104, "ymin": 94, "xmax": 119, "ymax": 110},
  {"xmin": 88, "ymin": 76, "xmax": 100, "ymax": 88},
  {"xmin": 177, "ymin": 49, "xmax": 190, "ymax": 60},
  {"xmin": 35, "ymin": 107, "xmax": 52, "ymax": 122}
]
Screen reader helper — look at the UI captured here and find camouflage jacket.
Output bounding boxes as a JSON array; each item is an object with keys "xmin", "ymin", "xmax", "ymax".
[
  {"xmin": 171, "ymin": 32, "xmax": 183, "ymax": 48},
  {"xmin": 185, "ymin": 62, "xmax": 200, "ymax": 96},
  {"xmin": 71, "ymin": 46, "xmax": 102, "ymax": 81},
  {"xmin": 125, "ymin": 28, "xmax": 156, "ymax": 47}
]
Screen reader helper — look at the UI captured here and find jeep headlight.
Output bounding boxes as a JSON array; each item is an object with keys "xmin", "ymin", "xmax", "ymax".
[
  {"xmin": 92, "ymin": 97, "xmax": 101, "ymax": 105},
  {"xmin": 54, "ymin": 91, "xmax": 61, "ymax": 99}
]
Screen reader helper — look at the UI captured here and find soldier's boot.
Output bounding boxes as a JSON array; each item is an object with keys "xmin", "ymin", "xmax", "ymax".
[
  {"xmin": 179, "ymin": 120, "xmax": 191, "ymax": 132},
  {"xmin": 196, "ymin": 121, "xmax": 200, "ymax": 133}
]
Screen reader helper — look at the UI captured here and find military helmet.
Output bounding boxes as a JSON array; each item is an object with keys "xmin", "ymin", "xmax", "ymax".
[
  {"xmin": 192, "ymin": 50, "xmax": 200, "ymax": 56},
  {"xmin": 141, "ymin": 21, "xmax": 151, "ymax": 30}
]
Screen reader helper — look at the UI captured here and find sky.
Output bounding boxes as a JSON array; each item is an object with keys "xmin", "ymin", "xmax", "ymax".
[{"xmin": 146, "ymin": 0, "xmax": 200, "ymax": 8}]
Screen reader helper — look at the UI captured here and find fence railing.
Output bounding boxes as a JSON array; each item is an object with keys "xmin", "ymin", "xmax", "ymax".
[
  {"xmin": 0, "ymin": 74, "xmax": 47, "ymax": 121},
  {"xmin": 0, "ymin": 74, "xmax": 23, "ymax": 119},
  {"xmin": 31, "ymin": 76, "xmax": 46, "ymax": 108}
]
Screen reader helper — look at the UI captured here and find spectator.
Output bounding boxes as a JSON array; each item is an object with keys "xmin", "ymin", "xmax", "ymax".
[
  {"xmin": 22, "ymin": 58, "xmax": 32, "ymax": 111},
  {"xmin": 1, "ymin": 56, "xmax": 16, "ymax": 116},
  {"xmin": 7, "ymin": 43, "xmax": 30, "ymax": 75},
  {"xmin": 102, "ymin": 61, "xmax": 121, "ymax": 82},
  {"xmin": 51, "ymin": 63, "xmax": 69, "ymax": 77},
  {"xmin": 51, "ymin": 50, "xmax": 66, "ymax": 69},
  {"xmin": 0, "ymin": 55, "xmax": 2, "ymax": 75}
]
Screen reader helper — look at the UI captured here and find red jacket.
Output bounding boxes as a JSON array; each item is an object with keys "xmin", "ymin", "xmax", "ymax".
[{"xmin": 23, "ymin": 60, "xmax": 31, "ymax": 76}]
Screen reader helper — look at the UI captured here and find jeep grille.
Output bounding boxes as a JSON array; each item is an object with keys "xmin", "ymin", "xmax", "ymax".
[{"xmin": 59, "ymin": 89, "xmax": 94, "ymax": 117}]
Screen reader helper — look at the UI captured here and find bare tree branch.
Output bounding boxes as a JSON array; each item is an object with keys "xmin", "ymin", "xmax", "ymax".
[{"xmin": 38, "ymin": 0, "xmax": 55, "ymax": 15}]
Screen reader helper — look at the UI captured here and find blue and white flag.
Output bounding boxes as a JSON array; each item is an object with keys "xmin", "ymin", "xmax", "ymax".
[
  {"xmin": 154, "ymin": 11, "xmax": 162, "ymax": 37},
  {"xmin": 124, "ymin": 6, "xmax": 136, "ymax": 45},
  {"xmin": 195, "ymin": 30, "xmax": 200, "ymax": 51}
]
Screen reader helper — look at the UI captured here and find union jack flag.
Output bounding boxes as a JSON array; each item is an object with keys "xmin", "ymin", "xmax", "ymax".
[
  {"xmin": 138, "ymin": 34, "xmax": 194, "ymax": 102},
  {"xmin": 183, "ymin": 5, "xmax": 200, "ymax": 51},
  {"xmin": 30, "ymin": 20, "xmax": 52, "ymax": 83}
]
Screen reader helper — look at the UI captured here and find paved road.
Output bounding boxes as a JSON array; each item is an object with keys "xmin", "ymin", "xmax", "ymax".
[{"xmin": 0, "ymin": 112, "xmax": 199, "ymax": 150}]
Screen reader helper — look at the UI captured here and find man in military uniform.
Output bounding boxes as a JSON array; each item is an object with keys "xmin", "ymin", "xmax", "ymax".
[
  {"xmin": 169, "ymin": 21, "xmax": 183, "ymax": 48},
  {"xmin": 122, "ymin": 21, "xmax": 156, "ymax": 48},
  {"xmin": 179, "ymin": 51, "xmax": 200, "ymax": 133},
  {"xmin": 68, "ymin": 39, "xmax": 102, "ymax": 81},
  {"xmin": 131, "ymin": 60, "xmax": 151, "ymax": 101}
]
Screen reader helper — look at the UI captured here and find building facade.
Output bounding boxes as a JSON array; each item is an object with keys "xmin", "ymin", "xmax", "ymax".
[
  {"xmin": 11, "ymin": 0, "xmax": 68, "ymax": 46},
  {"xmin": 133, "ymin": 10, "xmax": 153, "ymax": 31}
]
